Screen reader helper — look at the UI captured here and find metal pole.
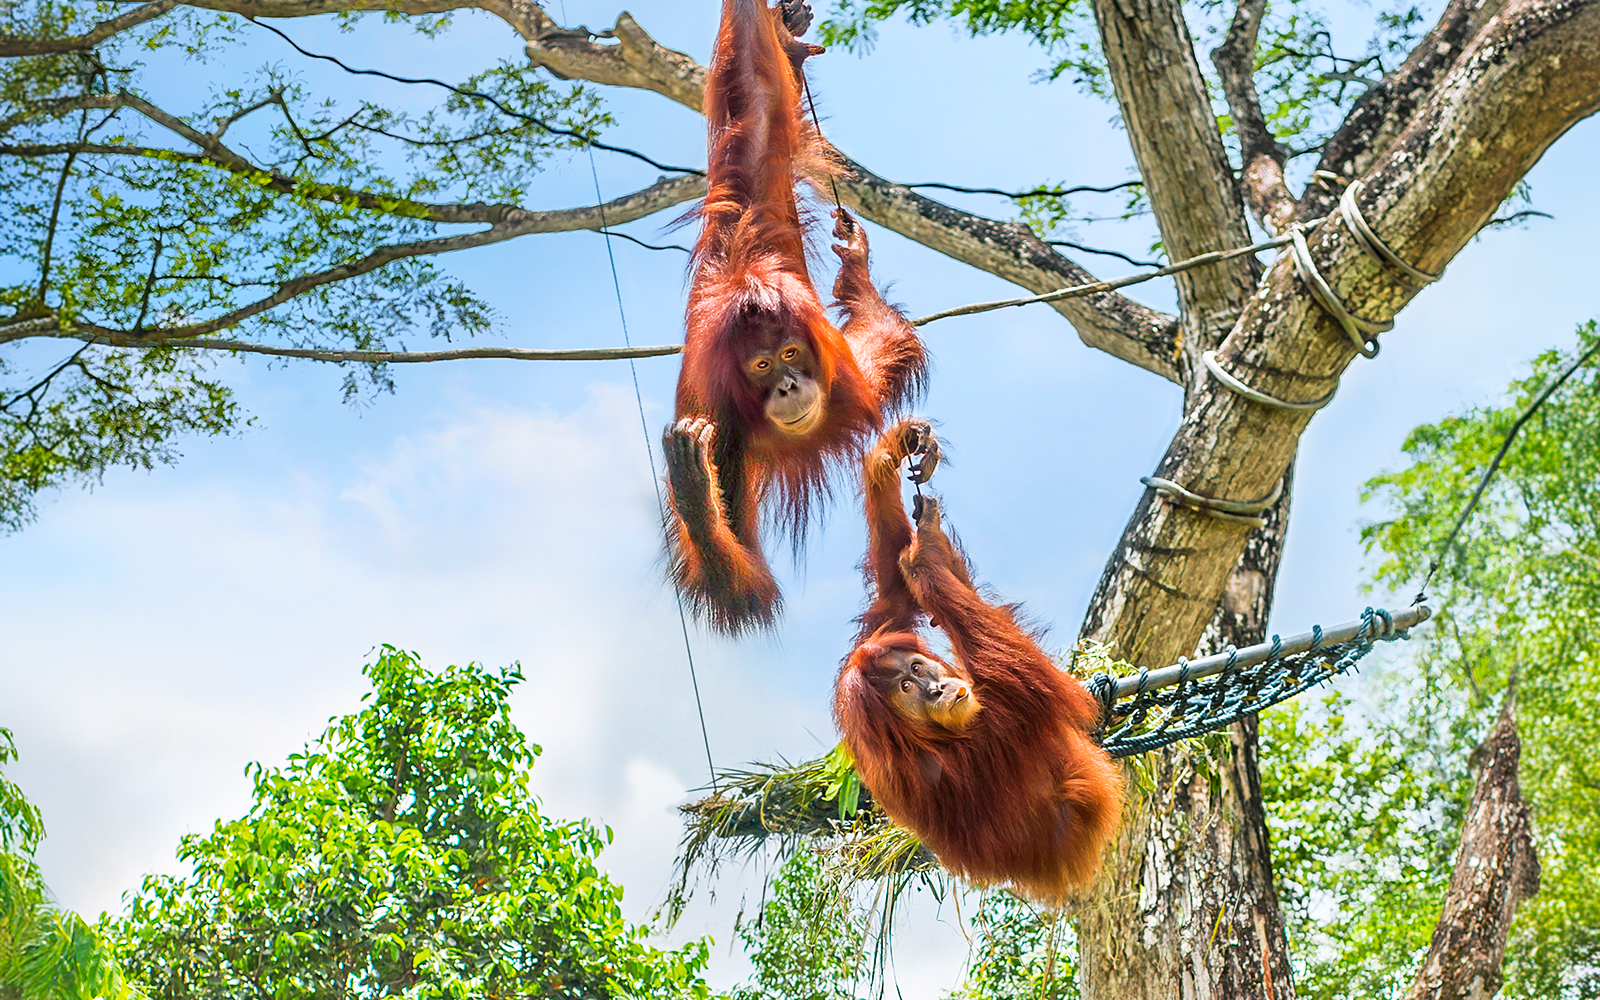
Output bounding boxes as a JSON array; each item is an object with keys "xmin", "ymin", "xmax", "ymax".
[{"xmin": 1109, "ymin": 604, "xmax": 1432, "ymax": 699}]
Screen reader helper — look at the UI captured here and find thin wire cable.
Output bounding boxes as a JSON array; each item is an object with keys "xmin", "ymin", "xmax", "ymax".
[
  {"xmin": 586, "ymin": 147, "xmax": 717, "ymax": 787},
  {"xmin": 251, "ymin": 18, "xmax": 704, "ymax": 177},
  {"xmin": 1415, "ymin": 336, "xmax": 1600, "ymax": 602},
  {"xmin": 800, "ymin": 74, "xmax": 843, "ymax": 211}
]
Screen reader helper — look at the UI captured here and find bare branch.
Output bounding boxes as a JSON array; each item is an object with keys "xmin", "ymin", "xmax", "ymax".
[
  {"xmin": 0, "ymin": 173, "xmax": 704, "ymax": 344},
  {"xmin": 38, "ymin": 331, "xmax": 682, "ymax": 363},
  {"xmin": 0, "ymin": 93, "xmax": 122, "ymax": 136},
  {"xmin": 519, "ymin": 10, "xmax": 707, "ymax": 111},
  {"xmin": 1092, "ymin": 0, "xmax": 1257, "ymax": 333},
  {"xmin": 1302, "ymin": 0, "xmax": 1513, "ymax": 218},
  {"xmin": 909, "ymin": 224, "xmax": 1316, "ymax": 326},
  {"xmin": 839, "ymin": 159, "xmax": 1180, "ymax": 382},
  {"xmin": 1211, "ymin": 0, "xmax": 1297, "ymax": 234},
  {"xmin": 0, "ymin": 0, "xmax": 182, "ymax": 56},
  {"xmin": 3, "ymin": 89, "xmax": 706, "ymax": 227},
  {"xmin": 0, "ymin": 136, "xmax": 525, "ymax": 224}
]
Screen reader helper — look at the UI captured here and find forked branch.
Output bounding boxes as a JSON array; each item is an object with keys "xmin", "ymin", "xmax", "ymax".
[{"xmin": 1211, "ymin": 0, "xmax": 1297, "ymax": 234}]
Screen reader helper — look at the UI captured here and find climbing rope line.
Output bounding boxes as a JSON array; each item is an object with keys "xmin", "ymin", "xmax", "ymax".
[
  {"xmin": 907, "ymin": 220, "xmax": 1327, "ymax": 326},
  {"xmin": 801, "ymin": 74, "xmax": 845, "ymax": 214},
  {"xmin": 586, "ymin": 148, "xmax": 718, "ymax": 789},
  {"xmin": 1201, "ymin": 349, "xmax": 1338, "ymax": 411}
]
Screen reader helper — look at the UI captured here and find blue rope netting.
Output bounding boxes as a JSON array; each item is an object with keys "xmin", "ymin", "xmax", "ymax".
[{"xmin": 1086, "ymin": 607, "xmax": 1409, "ymax": 758}]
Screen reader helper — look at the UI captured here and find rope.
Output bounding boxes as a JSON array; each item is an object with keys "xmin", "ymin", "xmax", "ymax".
[
  {"xmin": 1288, "ymin": 177, "xmax": 1444, "ymax": 359},
  {"xmin": 1289, "ymin": 221, "xmax": 1392, "ymax": 358},
  {"xmin": 909, "ymin": 221, "xmax": 1326, "ymax": 327},
  {"xmin": 1414, "ymin": 336, "xmax": 1600, "ymax": 603},
  {"xmin": 1140, "ymin": 475, "xmax": 1284, "ymax": 529},
  {"xmin": 1201, "ymin": 349, "xmax": 1337, "ymax": 411},
  {"xmin": 1339, "ymin": 180, "xmax": 1442, "ymax": 285},
  {"xmin": 801, "ymin": 72, "xmax": 845, "ymax": 213},
  {"xmin": 586, "ymin": 148, "xmax": 717, "ymax": 789}
]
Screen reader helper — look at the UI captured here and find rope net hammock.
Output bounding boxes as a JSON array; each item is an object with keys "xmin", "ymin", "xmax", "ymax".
[{"xmin": 1092, "ymin": 603, "xmax": 1428, "ymax": 756}]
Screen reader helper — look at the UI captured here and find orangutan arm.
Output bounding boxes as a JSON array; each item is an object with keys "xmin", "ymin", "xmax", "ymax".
[{"xmin": 832, "ymin": 210, "xmax": 928, "ymax": 413}]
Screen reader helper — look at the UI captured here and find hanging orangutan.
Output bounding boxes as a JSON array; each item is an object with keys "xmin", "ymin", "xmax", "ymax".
[
  {"xmin": 664, "ymin": 0, "xmax": 928, "ymax": 635},
  {"xmin": 834, "ymin": 421, "xmax": 1124, "ymax": 903}
]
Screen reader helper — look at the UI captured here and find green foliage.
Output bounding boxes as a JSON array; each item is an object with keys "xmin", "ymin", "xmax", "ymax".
[
  {"xmin": 106, "ymin": 647, "xmax": 712, "ymax": 1000},
  {"xmin": 732, "ymin": 851, "xmax": 865, "ymax": 1000},
  {"xmin": 1262, "ymin": 320, "xmax": 1600, "ymax": 999},
  {"xmin": 949, "ymin": 893, "xmax": 1077, "ymax": 1000},
  {"xmin": 0, "ymin": 347, "xmax": 241, "ymax": 532},
  {"xmin": 0, "ymin": 0, "xmax": 612, "ymax": 528},
  {"xmin": 0, "ymin": 731, "xmax": 44, "ymax": 856},
  {"xmin": 0, "ymin": 731, "xmax": 141, "ymax": 1000},
  {"xmin": 1260, "ymin": 690, "xmax": 1469, "ymax": 998},
  {"xmin": 730, "ymin": 849, "xmax": 1079, "ymax": 1000}
]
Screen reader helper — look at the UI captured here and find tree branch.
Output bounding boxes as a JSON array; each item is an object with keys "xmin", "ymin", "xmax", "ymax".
[
  {"xmin": 838, "ymin": 158, "xmax": 1179, "ymax": 381},
  {"xmin": 1211, "ymin": 0, "xmax": 1297, "ymax": 234},
  {"xmin": 1092, "ymin": 0, "xmax": 1257, "ymax": 338},
  {"xmin": 1081, "ymin": 0, "xmax": 1600, "ymax": 666},
  {"xmin": 1402, "ymin": 689, "xmax": 1539, "ymax": 1000},
  {"xmin": 1301, "ymin": 0, "xmax": 1513, "ymax": 219},
  {"xmin": 514, "ymin": 7, "xmax": 1182, "ymax": 381},
  {"xmin": 0, "ymin": 0, "xmax": 182, "ymax": 56},
  {"xmin": 1, "ymin": 87, "xmax": 706, "ymax": 227},
  {"xmin": 519, "ymin": 9, "xmax": 707, "ymax": 111},
  {"xmin": 30, "ymin": 332, "xmax": 682, "ymax": 362},
  {"xmin": 0, "ymin": 173, "xmax": 703, "ymax": 344},
  {"xmin": 0, "ymin": 94, "xmax": 123, "ymax": 136}
]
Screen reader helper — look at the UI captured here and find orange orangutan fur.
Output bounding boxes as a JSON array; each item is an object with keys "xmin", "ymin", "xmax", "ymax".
[
  {"xmin": 835, "ymin": 424, "xmax": 1124, "ymax": 903},
  {"xmin": 664, "ymin": 0, "xmax": 926, "ymax": 635}
]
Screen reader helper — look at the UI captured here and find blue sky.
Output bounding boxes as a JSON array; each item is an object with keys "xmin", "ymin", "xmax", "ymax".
[{"xmin": 2, "ymin": 1, "xmax": 1597, "ymax": 992}]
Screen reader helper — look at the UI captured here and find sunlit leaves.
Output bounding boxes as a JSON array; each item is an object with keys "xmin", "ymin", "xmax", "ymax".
[
  {"xmin": 105, "ymin": 648, "xmax": 712, "ymax": 1000},
  {"xmin": 0, "ymin": 1, "xmax": 615, "ymax": 528},
  {"xmin": 1264, "ymin": 320, "xmax": 1600, "ymax": 999}
]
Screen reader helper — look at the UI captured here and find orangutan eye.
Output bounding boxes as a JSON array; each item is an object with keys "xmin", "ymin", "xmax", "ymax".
[
  {"xmin": 752, "ymin": 358, "xmax": 770, "ymax": 372},
  {"xmin": 901, "ymin": 680, "xmax": 913, "ymax": 693},
  {"xmin": 781, "ymin": 346, "xmax": 799, "ymax": 361}
]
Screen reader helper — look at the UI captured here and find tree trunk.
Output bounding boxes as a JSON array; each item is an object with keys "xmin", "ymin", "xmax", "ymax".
[
  {"xmin": 1402, "ymin": 689, "xmax": 1540, "ymax": 1000},
  {"xmin": 1076, "ymin": 466, "xmax": 1296, "ymax": 1000}
]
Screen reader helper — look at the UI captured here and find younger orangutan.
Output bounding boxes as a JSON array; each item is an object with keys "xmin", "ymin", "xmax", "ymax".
[{"xmin": 834, "ymin": 421, "xmax": 1123, "ymax": 902}]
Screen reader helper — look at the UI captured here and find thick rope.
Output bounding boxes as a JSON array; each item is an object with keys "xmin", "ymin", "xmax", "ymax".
[
  {"xmin": 1414, "ymin": 336, "xmax": 1600, "ymax": 602},
  {"xmin": 1140, "ymin": 475, "xmax": 1284, "ymax": 528},
  {"xmin": 1339, "ymin": 179, "xmax": 1442, "ymax": 285},
  {"xmin": 1289, "ymin": 221, "xmax": 1393, "ymax": 358},
  {"xmin": 1201, "ymin": 349, "xmax": 1337, "ymax": 411}
]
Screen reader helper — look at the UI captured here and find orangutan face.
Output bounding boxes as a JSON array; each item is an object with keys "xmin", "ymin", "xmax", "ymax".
[{"xmin": 880, "ymin": 649, "xmax": 979, "ymax": 732}]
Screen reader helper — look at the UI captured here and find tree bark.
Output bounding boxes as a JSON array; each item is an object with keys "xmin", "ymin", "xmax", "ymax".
[
  {"xmin": 1092, "ymin": 0, "xmax": 1257, "ymax": 367},
  {"xmin": 1078, "ymin": 467, "xmax": 1296, "ymax": 1000},
  {"xmin": 1402, "ymin": 689, "xmax": 1540, "ymax": 1000}
]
